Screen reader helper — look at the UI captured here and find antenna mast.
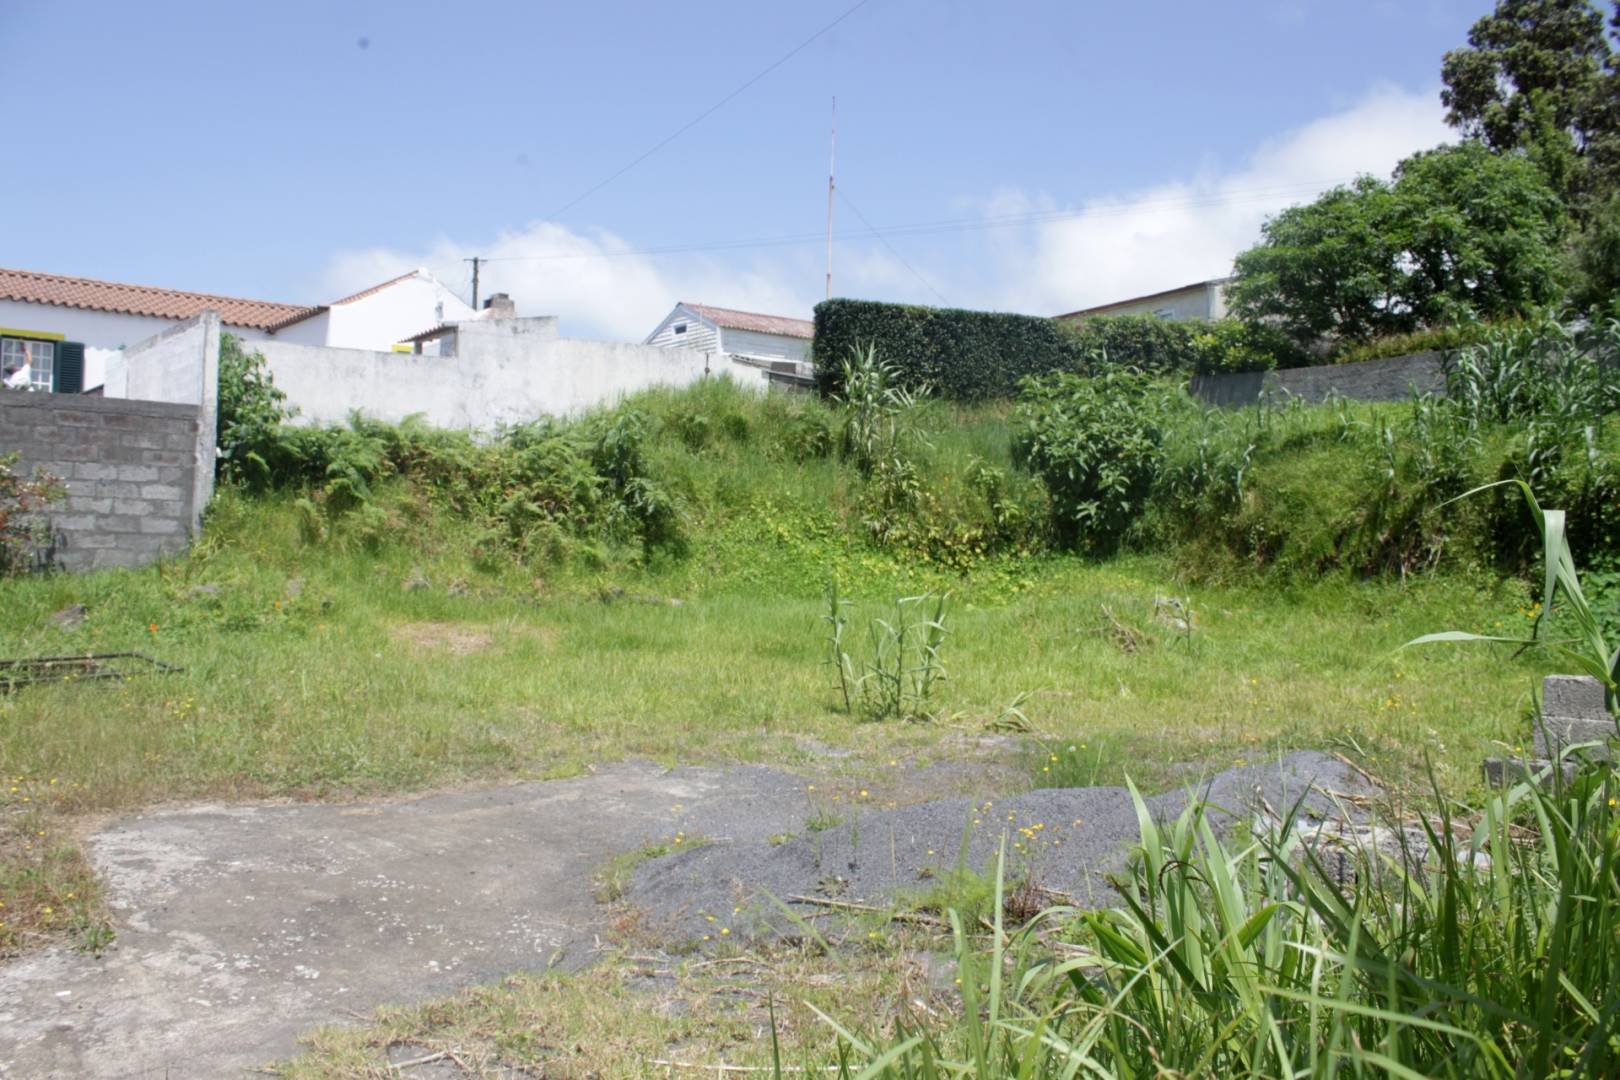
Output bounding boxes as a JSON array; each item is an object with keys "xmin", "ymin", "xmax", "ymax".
[{"xmin": 825, "ymin": 97, "xmax": 836, "ymax": 300}]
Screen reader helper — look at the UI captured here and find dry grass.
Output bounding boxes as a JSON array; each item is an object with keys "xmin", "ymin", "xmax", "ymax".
[{"xmin": 277, "ymin": 941, "xmax": 945, "ymax": 1078}]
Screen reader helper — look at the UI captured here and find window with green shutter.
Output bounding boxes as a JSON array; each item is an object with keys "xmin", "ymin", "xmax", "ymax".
[{"xmin": 53, "ymin": 341, "xmax": 84, "ymax": 394}]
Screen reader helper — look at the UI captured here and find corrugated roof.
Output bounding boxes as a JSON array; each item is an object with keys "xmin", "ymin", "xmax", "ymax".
[
  {"xmin": 683, "ymin": 302, "xmax": 813, "ymax": 339},
  {"xmin": 0, "ymin": 265, "xmax": 314, "ymax": 331}
]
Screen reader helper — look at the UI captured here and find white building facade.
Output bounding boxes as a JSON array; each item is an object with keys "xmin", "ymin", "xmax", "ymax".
[
  {"xmin": 0, "ymin": 265, "xmax": 473, "ymax": 393},
  {"xmin": 1056, "ymin": 278, "xmax": 1231, "ymax": 324}
]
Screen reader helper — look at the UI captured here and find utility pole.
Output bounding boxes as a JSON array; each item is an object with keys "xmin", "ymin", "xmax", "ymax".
[
  {"xmin": 825, "ymin": 97, "xmax": 836, "ymax": 301},
  {"xmin": 467, "ymin": 256, "xmax": 481, "ymax": 310}
]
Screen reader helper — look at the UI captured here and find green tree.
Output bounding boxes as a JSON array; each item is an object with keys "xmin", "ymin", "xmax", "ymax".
[
  {"xmin": 1394, "ymin": 142, "xmax": 1569, "ymax": 321},
  {"xmin": 1229, "ymin": 143, "xmax": 1567, "ymax": 348},
  {"xmin": 216, "ymin": 333, "xmax": 291, "ymax": 483},
  {"xmin": 1441, "ymin": 0, "xmax": 1615, "ymax": 204}
]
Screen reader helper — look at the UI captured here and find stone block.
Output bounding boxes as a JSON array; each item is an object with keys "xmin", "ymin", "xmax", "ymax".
[
  {"xmin": 1482, "ymin": 757, "xmax": 1578, "ymax": 788},
  {"xmin": 118, "ymin": 465, "xmax": 160, "ymax": 483},
  {"xmin": 99, "ymin": 515, "xmax": 143, "ymax": 533},
  {"xmin": 49, "ymin": 514, "xmax": 98, "ymax": 532},
  {"xmin": 75, "ymin": 462, "xmax": 120, "ymax": 481},
  {"xmin": 113, "ymin": 498, "xmax": 153, "ymax": 516},
  {"xmin": 67, "ymin": 496, "xmax": 113, "ymax": 515},
  {"xmin": 1543, "ymin": 675, "xmax": 1610, "ymax": 721},
  {"xmin": 140, "ymin": 483, "xmax": 183, "ymax": 500},
  {"xmin": 139, "ymin": 517, "xmax": 183, "ymax": 535},
  {"xmin": 1533, "ymin": 715, "xmax": 1616, "ymax": 758},
  {"xmin": 122, "ymin": 432, "xmax": 165, "ymax": 450}
]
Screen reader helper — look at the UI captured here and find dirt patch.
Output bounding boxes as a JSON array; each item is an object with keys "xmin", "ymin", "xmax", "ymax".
[{"xmin": 392, "ymin": 622, "xmax": 495, "ymax": 656}]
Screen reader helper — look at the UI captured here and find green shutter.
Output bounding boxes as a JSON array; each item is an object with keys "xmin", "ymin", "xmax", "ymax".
[{"xmin": 53, "ymin": 341, "xmax": 84, "ymax": 394}]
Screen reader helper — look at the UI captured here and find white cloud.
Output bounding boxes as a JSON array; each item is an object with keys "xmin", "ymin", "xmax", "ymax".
[
  {"xmin": 315, "ymin": 222, "xmax": 815, "ymax": 341},
  {"xmin": 985, "ymin": 84, "xmax": 1453, "ymax": 315},
  {"xmin": 312, "ymin": 84, "xmax": 1453, "ymax": 334}
]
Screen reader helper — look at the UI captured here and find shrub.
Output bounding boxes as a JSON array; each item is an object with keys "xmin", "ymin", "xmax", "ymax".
[
  {"xmin": 215, "ymin": 334, "xmax": 292, "ymax": 483},
  {"xmin": 0, "ymin": 452, "xmax": 64, "ymax": 576},
  {"xmin": 1015, "ymin": 370, "xmax": 1168, "ymax": 553},
  {"xmin": 1333, "ymin": 321, "xmax": 1499, "ymax": 365},
  {"xmin": 1187, "ymin": 317, "xmax": 1314, "ymax": 374}
]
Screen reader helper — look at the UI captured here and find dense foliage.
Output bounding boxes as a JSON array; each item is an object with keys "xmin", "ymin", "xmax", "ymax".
[
  {"xmin": 1441, "ymin": 0, "xmax": 1620, "ymax": 209},
  {"xmin": 1229, "ymin": 142, "xmax": 1568, "ymax": 349},
  {"xmin": 812, "ymin": 300, "xmax": 1296, "ymax": 401},
  {"xmin": 216, "ymin": 333, "xmax": 292, "ymax": 482},
  {"xmin": 812, "ymin": 299, "xmax": 1082, "ymax": 400},
  {"xmin": 1014, "ymin": 371, "xmax": 1167, "ymax": 553}
]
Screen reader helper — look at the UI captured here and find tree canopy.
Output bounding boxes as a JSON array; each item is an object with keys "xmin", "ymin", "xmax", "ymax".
[
  {"xmin": 1228, "ymin": 143, "xmax": 1567, "ymax": 347},
  {"xmin": 1441, "ymin": 0, "xmax": 1620, "ymax": 205}
]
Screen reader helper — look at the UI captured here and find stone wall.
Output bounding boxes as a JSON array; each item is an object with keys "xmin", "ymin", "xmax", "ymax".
[
  {"xmin": 0, "ymin": 392, "xmax": 201, "ymax": 571},
  {"xmin": 1189, "ymin": 351, "xmax": 1446, "ymax": 408}
]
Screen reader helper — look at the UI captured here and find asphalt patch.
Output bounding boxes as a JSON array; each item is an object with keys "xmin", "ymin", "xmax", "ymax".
[{"xmin": 627, "ymin": 750, "xmax": 1374, "ymax": 944}]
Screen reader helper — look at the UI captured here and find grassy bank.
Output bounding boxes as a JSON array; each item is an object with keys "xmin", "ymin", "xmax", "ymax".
[{"xmin": 0, "ymin": 485, "xmax": 1545, "ymax": 956}]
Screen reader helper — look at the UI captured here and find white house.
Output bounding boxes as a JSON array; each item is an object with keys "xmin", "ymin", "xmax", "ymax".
[
  {"xmin": 0, "ymin": 265, "xmax": 474, "ymax": 393},
  {"xmin": 1056, "ymin": 277, "xmax": 1231, "ymax": 324},
  {"xmin": 644, "ymin": 302, "xmax": 813, "ymax": 371}
]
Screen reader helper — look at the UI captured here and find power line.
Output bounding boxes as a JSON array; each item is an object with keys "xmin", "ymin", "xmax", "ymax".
[
  {"xmin": 545, "ymin": 0, "xmax": 876, "ymax": 223},
  {"xmin": 838, "ymin": 188, "xmax": 949, "ymax": 305},
  {"xmin": 474, "ymin": 177, "xmax": 1352, "ymax": 264}
]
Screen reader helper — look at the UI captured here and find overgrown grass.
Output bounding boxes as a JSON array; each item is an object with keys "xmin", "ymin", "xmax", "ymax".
[{"xmin": 2, "ymin": 372, "xmax": 1606, "ymax": 960}]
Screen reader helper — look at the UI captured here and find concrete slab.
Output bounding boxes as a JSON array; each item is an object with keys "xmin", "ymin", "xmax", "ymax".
[{"xmin": 0, "ymin": 762, "xmax": 806, "ymax": 1079}]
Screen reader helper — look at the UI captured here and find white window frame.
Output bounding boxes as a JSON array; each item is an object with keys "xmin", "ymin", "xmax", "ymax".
[{"xmin": 2, "ymin": 337, "xmax": 53, "ymax": 393}]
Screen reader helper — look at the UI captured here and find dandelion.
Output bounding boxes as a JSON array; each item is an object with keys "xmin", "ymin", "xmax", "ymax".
[{"xmin": 719, "ymin": 927, "xmax": 730, "ymax": 936}]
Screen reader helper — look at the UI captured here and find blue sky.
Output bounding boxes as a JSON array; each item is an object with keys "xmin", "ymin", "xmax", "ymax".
[{"xmin": 3, "ymin": 0, "xmax": 1480, "ymax": 337}]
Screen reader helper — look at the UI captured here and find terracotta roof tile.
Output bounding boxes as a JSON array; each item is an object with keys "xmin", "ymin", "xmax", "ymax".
[
  {"xmin": 684, "ymin": 302, "xmax": 813, "ymax": 339},
  {"xmin": 0, "ymin": 265, "xmax": 314, "ymax": 331}
]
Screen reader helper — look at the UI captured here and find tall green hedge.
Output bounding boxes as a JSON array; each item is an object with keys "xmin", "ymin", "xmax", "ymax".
[
  {"xmin": 812, "ymin": 299, "xmax": 1081, "ymax": 400},
  {"xmin": 812, "ymin": 299, "xmax": 1294, "ymax": 400}
]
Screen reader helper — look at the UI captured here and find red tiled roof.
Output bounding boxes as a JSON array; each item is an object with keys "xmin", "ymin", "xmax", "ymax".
[
  {"xmin": 684, "ymin": 302, "xmax": 813, "ymax": 339},
  {"xmin": 0, "ymin": 265, "xmax": 314, "ymax": 331}
]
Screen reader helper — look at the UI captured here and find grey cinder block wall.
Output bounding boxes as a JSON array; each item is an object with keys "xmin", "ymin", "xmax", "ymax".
[
  {"xmin": 1189, "ymin": 351, "xmax": 1447, "ymax": 407},
  {"xmin": 1, "ymin": 392, "xmax": 203, "ymax": 570}
]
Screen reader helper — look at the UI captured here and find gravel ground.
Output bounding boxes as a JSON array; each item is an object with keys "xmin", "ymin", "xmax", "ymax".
[{"xmin": 628, "ymin": 750, "xmax": 1375, "ymax": 944}]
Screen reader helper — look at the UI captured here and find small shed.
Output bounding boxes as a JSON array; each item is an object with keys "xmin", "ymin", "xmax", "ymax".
[{"xmin": 644, "ymin": 302, "xmax": 813, "ymax": 368}]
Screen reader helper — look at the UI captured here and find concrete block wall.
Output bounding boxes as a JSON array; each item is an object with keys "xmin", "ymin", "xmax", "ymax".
[
  {"xmin": 0, "ymin": 392, "xmax": 201, "ymax": 571},
  {"xmin": 1189, "ymin": 351, "xmax": 1446, "ymax": 408}
]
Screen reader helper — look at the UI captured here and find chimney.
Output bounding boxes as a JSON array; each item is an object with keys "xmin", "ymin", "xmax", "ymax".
[{"xmin": 482, "ymin": 292, "xmax": 515, "ymax": 319}]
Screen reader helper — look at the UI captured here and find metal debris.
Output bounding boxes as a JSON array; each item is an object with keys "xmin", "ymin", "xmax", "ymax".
[{"xmin": 0, "ymin": 652, "xmax": 181, "ymax": 693}]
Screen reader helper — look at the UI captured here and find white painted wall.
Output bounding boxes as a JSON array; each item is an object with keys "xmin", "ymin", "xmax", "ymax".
[
  {"xmin": 325, "ymin": 273, "xmax": 475, "ymax": 349},
  {"xmin": 718, "ymin": 326, "xmax": 811, "ymax": 365},
  {"xmin": 1065, "ymin": 281, "xmax": 1230, "ymax": 323},
  {"xmin": 253, "ymin": 318, "xmax": 724, "ymax": 429},
  {"xmin": 0, "ymin": 298, "xmax": 268, "ymax": 392}
]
